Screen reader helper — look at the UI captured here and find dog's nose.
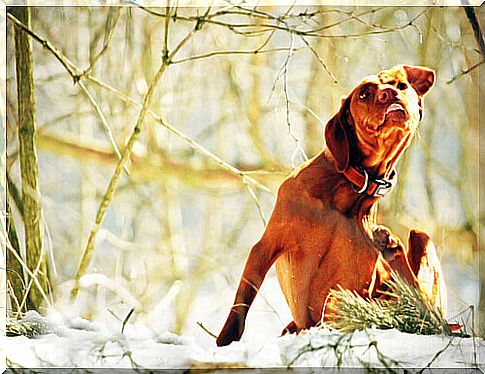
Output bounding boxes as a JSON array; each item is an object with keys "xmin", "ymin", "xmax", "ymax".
[{"xmin": 377, "ymin": 88, "xmax": 398, "ymax": 104}]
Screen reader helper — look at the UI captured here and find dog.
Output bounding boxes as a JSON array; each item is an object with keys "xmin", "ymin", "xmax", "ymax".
[{"xmin": 216, "ymin": 65, "xmax": 446, "ymax": 347}]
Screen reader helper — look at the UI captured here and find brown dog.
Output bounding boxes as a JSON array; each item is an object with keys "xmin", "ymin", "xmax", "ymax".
[{"xmin": 216, "ymin": 65, "xmax": 446, "ymax": 347}]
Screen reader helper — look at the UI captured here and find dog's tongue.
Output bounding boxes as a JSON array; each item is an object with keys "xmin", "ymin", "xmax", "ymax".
[{"xmin": 386, "ymin": 103, "xmax": 405, "ymax": 114}]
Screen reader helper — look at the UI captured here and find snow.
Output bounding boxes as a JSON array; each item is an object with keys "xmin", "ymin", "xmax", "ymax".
[{"xmin": 3, "ymin": 311, "xmax": 483, "ymax": 370}]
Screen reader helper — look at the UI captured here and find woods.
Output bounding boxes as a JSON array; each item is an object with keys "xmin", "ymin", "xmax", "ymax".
[{"xmin": 4, "ymin": 4, "xmax": 482, "ymax": 347}]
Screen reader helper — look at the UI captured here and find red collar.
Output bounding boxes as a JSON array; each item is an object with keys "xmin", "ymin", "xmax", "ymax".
[{"xmin": 343, "ymin": 166, "xmax": 397, "ymax": 198}]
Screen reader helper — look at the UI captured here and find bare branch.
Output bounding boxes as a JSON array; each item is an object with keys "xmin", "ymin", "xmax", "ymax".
[
  {"xmin": 70, "ymin": 59, "xmax": 170, "ymax": 300},
  {"xmin": 244, "ymin": 182, "xmax": 267, "ymax": 227},
  {"xmin": 163, "ymin": 0, "xmax": 171, "ymax": 61},
  {"xmin": 171, "ymin": 46, "xmax": 299, "ymax": 65},
  {"xmin": 197, "ymin": 322, "xmax": 217, "ymax": 338},
  {"xmin": 7, "ymin": 10, "xmax": 274, "ymax": 195},
  {"xmin": 134, "ymin": 5, "xmax": 426, "ymax": 39},
  {"xmin": 4, "ymin": 239, "xmax": 52, "ymax": 309},
  {"xmin": 7, "ymin": 11, "xmax": 80, "ymax": 79},
  {"xmin": 87, "ymin": 77, "xmax": 273, "ymax": 193},
  {"xmin": 299, "ymin": 35, "xmax": 337, "ymax": 83},
  {"xmin": 83, "ymin": 8, "xmax": 121, "ymax": 77},
  {"xmin": 279, "ymin": 33, "xmax": 308, "ymax": 166},
  {"xmin": 9, "ymin": 11, "xmax": 129, "ymax": 176},
  {"xmin": 447, "ymin": 59, "xmax": 484, "ymax": 84},
  {"xmin": 70, "ymin": 7, "xmax": 230, "ymax": 300},
  {"xmin": 77, "ymin": 80, "xmax": 128, "ymax": 175},
  {"xmin": 36, "ymin": 131, "xmax": 286, "ymax": 188}
]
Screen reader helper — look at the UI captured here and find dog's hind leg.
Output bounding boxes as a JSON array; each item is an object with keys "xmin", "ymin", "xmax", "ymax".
[
  {"xmin": 407, "ymin": 229, "xmax": 447, "ymax": 313},
  {"xmin": 281, "ymin": 320, "xmax": 301, "ymax": 336}
]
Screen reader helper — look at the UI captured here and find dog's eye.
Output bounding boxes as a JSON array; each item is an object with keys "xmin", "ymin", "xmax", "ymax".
[
  {"xmin": 397, "ymin": 82, "xmax": 408, "ymax": 90},
  {"xmin": 358, "ymin": 89, "xmax": 370, "ymax": 100}
]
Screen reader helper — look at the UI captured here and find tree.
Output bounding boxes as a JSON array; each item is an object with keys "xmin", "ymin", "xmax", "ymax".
[{"xmin": 11, "ymin": 6, "xmax": 51, "ymax": 311}]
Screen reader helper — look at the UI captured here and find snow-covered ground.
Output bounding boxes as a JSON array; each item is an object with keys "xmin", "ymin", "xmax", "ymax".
[
  {"xmin": 3, "ymin": 271, "xmax": 484, "ymax": 371},
  {"xmin": 3, "ymin": 310, "xmax": 483, "ymax": 370}
]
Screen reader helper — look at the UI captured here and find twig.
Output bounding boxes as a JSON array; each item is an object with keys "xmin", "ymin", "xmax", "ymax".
[
  {"xmin": 239, "ymin": 275, "xmax": 286, "ymax": 328},
  {"xmin": 171, "ymin": 46, "xmax": 300, "ymax": 65},
  {"xmin": 134, "ymin": 4, "xmax": 420, "ymax": 39},
  {"xmin": 299, "ymin": 35, "xmax": 337, "ymax": 83},
  {"xmin": 4, "ymin": 239, "xmax": 52, "ymax": 308},
  {"xmin": 121, "ymin": 308, "xmax": 135, "ymax": 334},
  {"xmin": 157, "ymin": 116, "xmax": 272, "ymax": 194},
  {"xmin": 7, "ymin": 280, "xmax": 24, "ymax": 315},
  {"xmin": 243, "ymin": 183, "xmax": 267, "ymax": 226},
  {"xmin": 368, "ymin": 340, "xmax": 401, "ymax": 372},
  {"xmin": 163, "ymin": 0, "xmax": 171, "ymax": 61},
  {"xmin": 301, "ymin": 9, "xmax": 428, "ymax": 38},
  {"xmin": 77, "ymin": 80, "xmax": 128, "ymax": 174},
  {"xmin": 256, "ymin": 28, "xmax": 277, "ymax": 52},
  {"xmin": 416, "ymin": 338, "xmax": 453, "ymax": 373},
  {"xmin": 18, "ymin": 244, "xmax": 51, "ymax": 312},
  {"xmin": 319, "ymin": 7, "xmax": 385, "ymax": 31},
  {"xmin": 447, "ymin": 59, "xmax": 484, "ymax": 84},
  {"xmin": 7, "ymin": 11, "xmax": 79, "ymax": 79},
  {"xmin": 264, "ymin": 1, "xmax": 303, "ymax": 153},
  {"xmin": 42, "ymin": 211, "xmax": 57, "ymax": 279},
  {"xmin": 289, "ymin": 98, "xmax": 326, "ymax": 126},
  {"xmin": 197, "ymin": 321, "xmax": 217, "ymax": 338},
  {"xmin": 6, "ymin": 203, "xmax": 25, "ymax": 311},
  {"xmin": 286, "ymin": 332, "xmax": 357, "ymax": 367},
  {"xmin": 281, "ymin": 33, "xmax": 308, "ymax": 165},
  {"xmin": 82, "ymin": 8, "xmax": 121, "ymax": 77}
]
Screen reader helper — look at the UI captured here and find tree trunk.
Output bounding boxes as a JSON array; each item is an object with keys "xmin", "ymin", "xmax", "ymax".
[{"xmin": 12, "ymin": 6, "xmax": 50, "ymax": 311}]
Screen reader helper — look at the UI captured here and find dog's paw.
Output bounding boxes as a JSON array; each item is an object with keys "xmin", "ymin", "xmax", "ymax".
[
  {"xmin": 216, "ymin": 309, "xmax": 245, "ymax": 347},
  {"xmin": 373, "ymin": 226, "xmax": 404, "ymax": 260}
]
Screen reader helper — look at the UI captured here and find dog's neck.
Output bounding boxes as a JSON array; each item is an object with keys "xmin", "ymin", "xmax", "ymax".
[
  {"xmin": 352, "ymin": 131, "xmax": 415, "ymax": 179},
  {"xmin": 307, "ymin": 151, "xmax": 382, "ymax": 219}
]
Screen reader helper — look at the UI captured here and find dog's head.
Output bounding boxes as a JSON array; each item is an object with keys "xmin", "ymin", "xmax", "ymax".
[{"xmin": 325, "ymin": 65, "xmax": 435, "ymax": 176}]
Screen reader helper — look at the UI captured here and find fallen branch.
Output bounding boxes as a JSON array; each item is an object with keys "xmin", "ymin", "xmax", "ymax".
[{"xmin": 324, "ymin": 274, "xmax": 451, "ymax": 336}]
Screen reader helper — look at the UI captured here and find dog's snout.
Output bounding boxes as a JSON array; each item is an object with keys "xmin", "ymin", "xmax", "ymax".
[{"xmin": 377, "ymin": 87, "xmax": 398, "ymax": 104}]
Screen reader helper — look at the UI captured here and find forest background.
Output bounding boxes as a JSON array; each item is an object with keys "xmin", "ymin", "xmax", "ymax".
[{"xmin": 3, "ymin": 4, "xmax": 483, "ymax": 346}]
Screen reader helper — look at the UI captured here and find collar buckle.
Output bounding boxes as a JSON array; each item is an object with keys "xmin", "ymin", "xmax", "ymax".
[
  {"xmin": 371, "ymin": 177, "xmax": 395, "ymax": 197},
  {"xmin": 346, "ymin": 166, "xmax": 396, "ymax": 198}
]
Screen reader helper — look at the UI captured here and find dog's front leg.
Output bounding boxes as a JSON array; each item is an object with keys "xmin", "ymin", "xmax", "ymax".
[
  {"xmin": 372, "ymin": 226, "xmax": 418, "ymax": 286},
  {"xmin": 216, "ymin": 238, "xmax": 282, "ymax": 346}
]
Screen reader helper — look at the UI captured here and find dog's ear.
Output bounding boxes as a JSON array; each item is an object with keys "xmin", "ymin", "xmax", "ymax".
[
  {"xmin": 403, "ymin": 65, "xmax": 435, "ymax": 97},
  {"xmin": 325, "ymin": 97, "xmax": 350, "ymax": 172}
]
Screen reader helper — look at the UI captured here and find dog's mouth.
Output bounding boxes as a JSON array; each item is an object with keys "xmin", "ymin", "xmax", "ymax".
[
  {"xmin": 358, "ymin": 102, "xmax": 411, "ymax": 133},
  {"xmin": 384, "ymin": 103, "xmax": 407, "ymax": 123}
]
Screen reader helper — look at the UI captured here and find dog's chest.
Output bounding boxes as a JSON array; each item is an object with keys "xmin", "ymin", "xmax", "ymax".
[{"xmin": 275, "ymin": 224, "xmax": 379, "ymax": 326}]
